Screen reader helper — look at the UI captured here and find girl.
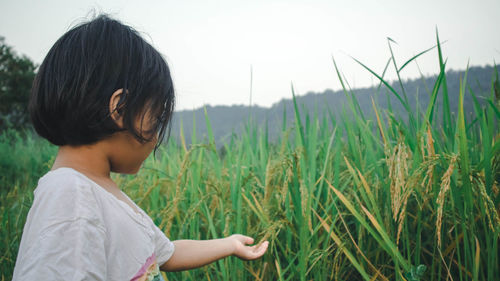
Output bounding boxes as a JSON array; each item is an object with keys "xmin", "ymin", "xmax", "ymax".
[{"xmin": 12, "ymin": 15, "xmax": 268, "ymax": 280}]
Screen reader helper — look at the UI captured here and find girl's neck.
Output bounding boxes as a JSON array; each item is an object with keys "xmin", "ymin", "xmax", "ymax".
[
  {"xmin": 52, "ymin": 143, "xmax": 114, "ymax": 186},
  {"xmin": 52, "ymin": 141, "xmax": 142, "ymax": 214}
]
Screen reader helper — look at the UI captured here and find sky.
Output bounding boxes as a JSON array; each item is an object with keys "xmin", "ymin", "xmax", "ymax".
[{"xmin": 1, "ymin": 0, "xmax": 499, "ymax": 111}]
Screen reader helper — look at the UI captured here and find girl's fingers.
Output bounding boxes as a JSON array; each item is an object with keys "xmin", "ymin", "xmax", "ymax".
[
  {"xmin": 234, "ymin": 234, "xmax": 254, "ymax": 245},
  {"xmin": 245, "ymin": 236, "xmax": 254, "ymax": 245},
  {"xmin": 232, "ymin": 235, "xmax": 269, "ymax": 260},
  {"xmin": 260, "ymin": 241, "xmax": 269, "ymax": 251},
  {"xmin": 247, "ymin": 241, "xmax": 268, "ymax": 259},
  {"xmin": 254, "ymin": 241, "xmax": 269, "ymax": 258}
]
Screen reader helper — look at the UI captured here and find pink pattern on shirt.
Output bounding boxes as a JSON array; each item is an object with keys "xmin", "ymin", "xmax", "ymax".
[{"xmin": 130, "ymin": 253, "xmax": 156, "ymax": 281}]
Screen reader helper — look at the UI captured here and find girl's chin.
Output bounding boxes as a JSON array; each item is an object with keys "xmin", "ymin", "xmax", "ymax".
[{"xmin": 111, "ymin": 165, "xmax": 142, "ymax": 175}]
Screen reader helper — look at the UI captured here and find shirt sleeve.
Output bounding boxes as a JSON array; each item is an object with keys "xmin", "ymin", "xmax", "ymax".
[
  {"xmin": 13, "ymin": 218, "xmax": 107, "ymax": 281},
  {"xmin": 152, "ymin": 224, "xmax": 175, "ymax": 266}
]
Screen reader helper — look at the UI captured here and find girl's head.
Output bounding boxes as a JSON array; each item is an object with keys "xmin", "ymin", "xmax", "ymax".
[{"xmin": 30, "ymin": 14, "xmax": 175, "ymax": 150}]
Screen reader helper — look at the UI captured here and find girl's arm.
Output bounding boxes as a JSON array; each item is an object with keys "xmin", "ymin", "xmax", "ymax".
[{"xmin": 160, "ymin": 234, "xmax": 269, "ymax": 272}]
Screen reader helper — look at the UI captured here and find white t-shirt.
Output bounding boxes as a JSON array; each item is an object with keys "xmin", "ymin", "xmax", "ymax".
[{"xmin": 12, "ymin": 167, "xmax": 175, "ymax": 281}]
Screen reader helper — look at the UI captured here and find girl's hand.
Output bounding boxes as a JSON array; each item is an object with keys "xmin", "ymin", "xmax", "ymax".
[
  {"xmin": 228, "ymin": 234, "xmax": 269, "ymax": 260},
  {"xmin": 162, "ymin": 235, "xmax": 269, "ymax": 271}
]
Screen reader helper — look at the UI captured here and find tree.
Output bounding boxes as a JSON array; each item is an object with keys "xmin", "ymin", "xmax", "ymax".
[{"xmin": 0, "ymin": 36, "xmax": 36, "ymax": 131}]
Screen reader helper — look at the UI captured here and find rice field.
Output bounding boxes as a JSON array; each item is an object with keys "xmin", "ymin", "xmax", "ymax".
[{"xmin": 1, "ymin": 39, "xmax": 499, "ymax": 280}]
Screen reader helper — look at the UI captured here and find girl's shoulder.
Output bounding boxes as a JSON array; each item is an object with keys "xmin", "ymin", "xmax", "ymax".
[
  {"xmin": 35, "ymin": 167, "xmax": 100, "ymax": 202},
  {"xmin": 30, "ymin": 167, "xmax": 107, "ymax": 231},
  {"xmin": 36, "ymin": 167, "xmax": 95, "ymax": 191}
]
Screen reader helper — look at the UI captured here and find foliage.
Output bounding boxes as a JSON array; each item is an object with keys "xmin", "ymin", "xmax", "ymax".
[
  {"xmin": 0, "ymin": 37, "xmax": 36, "ymax": 131},
  {"xmin": 1, "ymin": 38, "xmax": 499, "ymax": 280}
]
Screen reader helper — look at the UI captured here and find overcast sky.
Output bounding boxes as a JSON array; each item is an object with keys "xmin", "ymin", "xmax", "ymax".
[{"xmin": 1, "ymin": 0, "xmax": 499, "ymax": 111}]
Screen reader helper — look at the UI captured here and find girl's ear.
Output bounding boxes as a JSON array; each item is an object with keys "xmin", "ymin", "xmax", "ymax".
[{"xmin": 109, "ymin": 89, "xmax": 125, "ymax": 128}]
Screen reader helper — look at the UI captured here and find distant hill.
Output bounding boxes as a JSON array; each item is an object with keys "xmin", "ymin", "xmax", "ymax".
[{"xmin": 170, "ymin": 65, "xmax": 498, "ymax": 145}]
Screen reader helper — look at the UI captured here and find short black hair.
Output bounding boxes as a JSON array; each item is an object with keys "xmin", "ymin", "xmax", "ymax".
[{"xmin": 30, "ymin": 14, "xmax": 175, "ymax": 148}]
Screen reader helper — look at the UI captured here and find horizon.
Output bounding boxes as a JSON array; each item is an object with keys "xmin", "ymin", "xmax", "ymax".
[{"xmin": 172, "ymin": 64, "xmax": 497, "ymax": 112}]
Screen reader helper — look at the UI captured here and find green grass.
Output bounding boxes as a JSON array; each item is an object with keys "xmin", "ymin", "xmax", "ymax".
[{"xmin": 1, "ymin": 39, "xmax": 499, "ymax": 280}]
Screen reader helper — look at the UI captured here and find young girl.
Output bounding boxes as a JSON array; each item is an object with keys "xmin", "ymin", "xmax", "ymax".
[{"xmin": 12, "ymin": 15, "xmax": 268, "ymax": 280}]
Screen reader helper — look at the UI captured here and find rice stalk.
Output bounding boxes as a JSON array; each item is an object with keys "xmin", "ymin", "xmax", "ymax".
[
  {"xmin": 386, "ymin": 141, "xmax": 411, "ymax": 225},
  {"xmin": 436, "ymin": 154, "xmax": 458, "ymax": 247}
]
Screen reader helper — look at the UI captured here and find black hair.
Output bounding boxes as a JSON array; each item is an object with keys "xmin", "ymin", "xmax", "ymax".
[{"xmin": 29, "ymin": 14, "xmax": 175, "ymax": 149}]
